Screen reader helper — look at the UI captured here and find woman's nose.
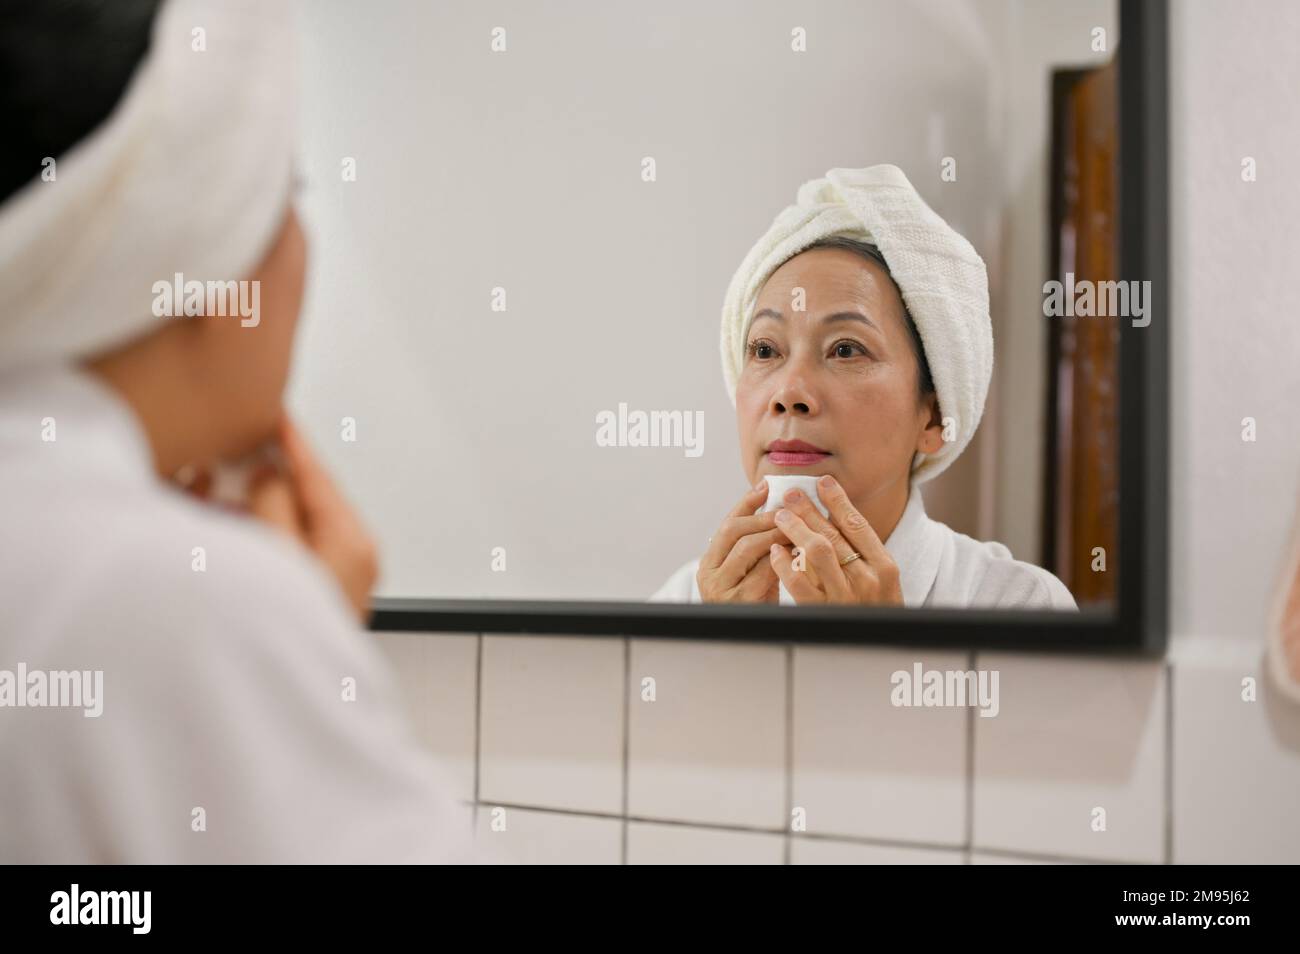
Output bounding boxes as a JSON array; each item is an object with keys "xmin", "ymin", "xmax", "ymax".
[{"xmin": 770, "ymin": 370, "xmax": 819, "ymax": 416}]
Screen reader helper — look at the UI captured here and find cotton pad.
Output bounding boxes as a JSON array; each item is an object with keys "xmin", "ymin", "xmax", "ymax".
[
  {"xmin": 760, "ymin": 474, "xmax": 830, "ymax": 518},
  {"xmin": 760, "ymin": 474, "xmax": 830, "ymax": 607}
]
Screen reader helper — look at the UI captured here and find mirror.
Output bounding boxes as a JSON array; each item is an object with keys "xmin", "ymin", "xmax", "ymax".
[{"xmin": 289, "ymin": 0, "xmax": 1165, "ymax": 632}]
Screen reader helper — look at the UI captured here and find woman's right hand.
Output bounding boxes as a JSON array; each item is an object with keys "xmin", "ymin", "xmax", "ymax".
[
  {"xmin": 696, "ymin": 482, "xmax": 786, "ymax": 603},
  {"xmin": 246, "ymin": 416, "xmax": 380, "ymax": 623}
]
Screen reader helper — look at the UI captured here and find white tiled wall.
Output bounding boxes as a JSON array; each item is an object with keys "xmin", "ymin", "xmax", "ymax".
[
  {"xmin": 374, "ymin": 633, "xmax": 1300, "ymax": 865},
  {"xmin": 627, "ymin": 639, "xmax": 786, "ymax": 829},
  {"xmin": 474, "ymin": 805, "xmax": 623, "ymax": 865},
  {"xmin": 792, "ymin": 646, "xmax": 968, "ymax": 847},
  {"xmin": 478, "ymin": 635, "xmax": 624, "ymax": 814},
  {"xmin": 1170, "ymin": 649, "xmax": 1300, "ymax": 865},
  {"xmin": 971, "ymin": 654, "xmax": 1167, "ymax": 864}
]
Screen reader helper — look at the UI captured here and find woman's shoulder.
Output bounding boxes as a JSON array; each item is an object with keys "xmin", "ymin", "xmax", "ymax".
[
  {"xmin": 938, "ymin": 526, "xmax": 1078, "ymax": 610},
  {"xmin": 649, "ymin": 558, "xmax": 701, "ymax": 603}
]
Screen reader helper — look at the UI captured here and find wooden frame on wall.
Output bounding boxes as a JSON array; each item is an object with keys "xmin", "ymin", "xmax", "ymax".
[{"xmin": 371, "ymin": 0, "xmax": 1169, "ymax": 655}]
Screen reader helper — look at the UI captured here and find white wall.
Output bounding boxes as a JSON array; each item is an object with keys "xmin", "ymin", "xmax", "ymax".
[
  {"xmin": 370, "ymin": 0, "xmax": 1300, "ymax": 864},
  {"xmin": 1164, "ymin": 0, "xmax": 1300, "ymax": 862}
]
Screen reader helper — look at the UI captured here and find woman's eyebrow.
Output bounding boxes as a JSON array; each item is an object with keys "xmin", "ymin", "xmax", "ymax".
[
  {"xmin": 754, "ymin": 310, "xmax": 883, "ymax": 340},
  {"xmin": 822, "ymin": 311, "xmax": 879, "ymax": 332},
  {"xmin": 750, "ymin": 308, "xmax": 880, "ymax": 333}
]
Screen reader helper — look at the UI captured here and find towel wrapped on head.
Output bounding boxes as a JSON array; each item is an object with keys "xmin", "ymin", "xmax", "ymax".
[
  {"xmin": 719, "ymin": 164, "xmax": 992, "ymax": 485},
  {"xmin": 0, "ymin": 0, "xmax": 296, "ymax": 373}
]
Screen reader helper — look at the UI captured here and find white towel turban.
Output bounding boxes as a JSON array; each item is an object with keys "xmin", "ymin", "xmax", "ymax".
[
  {"xmin": 0, "ymin": 0, "xmax": 296, "ymax": 373},
  {"xmin": 720, "ymin": 164, "xmax": 992, "ymax": 485}
]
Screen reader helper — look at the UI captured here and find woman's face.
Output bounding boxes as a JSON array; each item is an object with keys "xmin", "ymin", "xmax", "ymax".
[
  {"xmin": 190, "ymin": 205, "xmax": 308, "ymax": 459},
  {"xmin": 735, "ymin": 247, "xmax": 942, "ymax": 507}
]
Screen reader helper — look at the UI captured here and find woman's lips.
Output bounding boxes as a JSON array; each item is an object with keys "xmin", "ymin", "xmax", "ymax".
[
  {"xmin": 767, "ymin": 450, "xmax": 831, "ymax": 466},
  {"xmin": 766, "ymin": 439, "xmax": 831, "ymax": 467}
]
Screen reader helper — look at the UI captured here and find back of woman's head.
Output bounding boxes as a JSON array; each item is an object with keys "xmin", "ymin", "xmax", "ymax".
[{"xmin": 0, "ymin": 0, "xmax": 164, "ymax": 205}]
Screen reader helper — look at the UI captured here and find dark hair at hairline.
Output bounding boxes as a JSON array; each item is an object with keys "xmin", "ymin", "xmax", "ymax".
[
  {"xmin": 0, "ymin": 0, "xmax": 164, "ymax": 205},
  {"xmin": 797, "ymin": 235, "xmax": 936, "ymax": 400}
]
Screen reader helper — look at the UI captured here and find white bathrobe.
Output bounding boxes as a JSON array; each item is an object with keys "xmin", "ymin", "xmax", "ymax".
[
  {"xmin": 651, "ymin": 484, "xmax": 1078, "ymax": 609},
  {"xmin": 0, "ymin": 365, "xmax": 477, "ymax": 862}
]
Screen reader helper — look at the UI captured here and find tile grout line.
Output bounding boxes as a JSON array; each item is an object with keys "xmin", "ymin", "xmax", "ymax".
[
  {"xmin": 466, "ymin": 798, "xmax": 1146, "ymax": 865},
  {"xmin": 622, "ymin": 635, "xmax": 631, "ymax": 865},
  {"xmin": 784, "ymin": 641, "xmax": 793, "ymax": 866},
  {"xmin": 965, "ymin": 648, "xmax": 977, "ymax": 857},
  {"xmin": 473, "ymin": 632, "xmax": 483, "ymax": 807},
  {"xmin": 1163, "ymin": 658, "xmax": 1173, "ymax": 865},
  {"xmin": 968, "ymin": 843, "xmax": 1152, "ymax": 866}
]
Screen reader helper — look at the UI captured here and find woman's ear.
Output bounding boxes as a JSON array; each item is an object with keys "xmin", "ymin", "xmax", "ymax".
[{"xmin": 916, "ymin": 393, "xmax": 945, "ymax": 455}]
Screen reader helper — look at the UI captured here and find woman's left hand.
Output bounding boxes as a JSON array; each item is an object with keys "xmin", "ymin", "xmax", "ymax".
[{"xmin": 768, "ymin": 475, "xmax": 904, "ymax": 606}]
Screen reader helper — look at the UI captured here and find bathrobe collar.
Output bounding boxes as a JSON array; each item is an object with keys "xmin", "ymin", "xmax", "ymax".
[
  {"xmin": 0, "ymin": 363, "xmax": 157, "ymax": 489},
  {"xmin": 881, "ymin": 483, "xmax": 945, "ymax": 608}
]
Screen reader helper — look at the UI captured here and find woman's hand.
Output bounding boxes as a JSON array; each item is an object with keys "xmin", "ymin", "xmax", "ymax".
[
  {"xmin": 696, "ymin": 482, "xmax": 788, "ymax": 603},
  {"xmin": 246, "ymin": 416, "xmax": 380, "ymax": 623},
  {"xmin": 768, "ymin": 475, "xmax": 903, "ymax": 606},
  {"xmin": 1277, "ymin": 536, "xmax": 1300, "ymax": 688}
]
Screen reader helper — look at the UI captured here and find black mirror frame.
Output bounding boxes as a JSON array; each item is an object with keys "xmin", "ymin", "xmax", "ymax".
[{"xmin": 371, "ymin": 0, "xmax": 1169, "ymax": 656}]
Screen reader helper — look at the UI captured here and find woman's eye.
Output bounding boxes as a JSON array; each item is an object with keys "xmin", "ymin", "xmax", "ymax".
[
  {"xmin": 832, "ymin": 340, "xmax": 866, "ymax": 358},
  {"xmin": 747, "ymin": 340, "xmax": 776, "ymax": 360}
]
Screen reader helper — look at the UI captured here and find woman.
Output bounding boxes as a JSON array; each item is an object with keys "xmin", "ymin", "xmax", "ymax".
[
  {"xmin": 0, "ymin": 0, "xmax": 477, "ymax": 862},
  {"xmin": 652, "ymin": 165, "xmax": 1076, "ymax": 609}
]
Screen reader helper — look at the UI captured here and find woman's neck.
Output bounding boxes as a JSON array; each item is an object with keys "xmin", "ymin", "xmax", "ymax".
[{"xmin": 852, "ymin": 477, "xmax": 912, "ymax": 547}]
